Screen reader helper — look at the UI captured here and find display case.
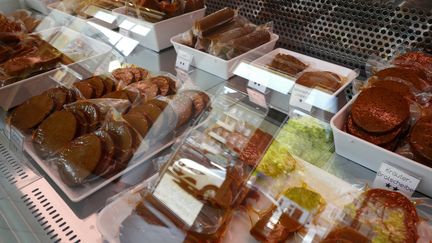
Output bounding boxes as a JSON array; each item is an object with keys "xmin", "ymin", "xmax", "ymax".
[{"xmin": 0, "ymin": 0, "xmax": 431, "ymax": 242}]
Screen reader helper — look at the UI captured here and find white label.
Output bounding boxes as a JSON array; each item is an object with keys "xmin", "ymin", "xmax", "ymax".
[
  {"xmin": 247, "ymin": 80, "xmax": 267, "ymax": 93},
  {"xmin": 175, "ymin": 50, "xmax": 193, "ymax": 72},
  {"xmin": 9, "ymin": 127, "xmax": 24, "ymax": 153},
  {"xmin": 289, "ymin": 84, "xmax": 313, "ymax": 112},
  {"xmin": 247, "ymin": 88, "xmax": 267, "ymax": 108},
  {"xmin": 373, "ymin": 162, "xmax": 421, "ymax": 197},
  {"xmin": 153, "ymin": 173, "xmax": 203, "ymax": 226},
  {"xmin": 119, "ymin": 28, "xmax": 130, "ymax": 37}
]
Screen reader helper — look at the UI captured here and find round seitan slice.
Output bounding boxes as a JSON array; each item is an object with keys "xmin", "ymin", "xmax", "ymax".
[
  {"xmin": 170, "ymin": 95, "xmax": 193, "ymax": 128},
  {"xmin": 11, "ymin": 94, "xmax": 55, "ymax": 131},
  {"xmin": 102, "ymin": 76, "xmax": 115, "ymax": 94},
  {"xmin": 146, "ymin": 99, "xmax": 177, "ymax": 135},
  {"xmin": 33, "ymin": 111, "xmax": 77, "ymax": 157},
  {"xmin": 85, "ymin": 76, "xmax": 105, "ymax": 98},
  {"xmin": 181, "ymin": 90, "xmax": 210, "ymax": 117},
  {"xmin": 137, "ymin": 103, "xmax": 162, "ymax": 126},
  {"xmin": 66, "ymin": 102, "xmax": 101, "ymax": 132},
  {"xmin": 73, "ymin": 81, "xmax": 94, "ymax": 99},
  {"xmin": 346, "ymin": 115, "xmax": 402, "ymax": 146},
  {"xmin": 112, "ymin": 68, "xmax": 134, "ymax": 86},
  {"xmin": 128, "ymin": 81, "xmax": 158, "ymax": 100},
  {"xmin": 296, "ymin": 71, "xmax": 342, "ymax": 93},
  {"xmin": 374, "ymin": 67, "xmax": 430, "ymax": 92},
  {"xmin": 104, "ymin": 120, "xmax": 134, "ymax": 166},
  {"xmin": 150, "ymin": 76, "xmax": 171, "ymax": 96},
  {"xmin": 129, "ymin": 67, "xmax": 149, "ymax": 82},
  {"xmin": 92, "ymin": 130, "xmax": 115, "ymax": 178},
  {"xmin": 56, "ymin": 133, "xmax": 102, "ymax": 186},
  {"xmin": 409, "ymin": 122, "xmax": 432, "ymax": 164},
  {"xmin": 45, "ymin": 87, "xmax": 68, "ymax": 110},
  {"xmin": 72, "ymin": 110, "xmax": 90, "ymax": 136},
  {"xmin": 351, "ymin": 87, "xmax": 409, "ymax": 133},
  {"xmin": 122, "ymin": 111, "xmax": 149, "ymax": 138},
  {"xmin": 102, "ymin": 90, "xmax": 130, "ymax": 100},
  {"xmin": 371, "ymin": 80, "xmax": 416, "ymax": 101}
]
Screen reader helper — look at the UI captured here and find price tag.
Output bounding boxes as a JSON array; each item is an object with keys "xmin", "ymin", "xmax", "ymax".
[
  {"xmin": 175, "ymin": 50, "xmax": 193, "ymax": 72},
  {"xmin": 289, "ymin": 84, "xmax": 313, "ymax": 111},
  {"xmin": 247, "ymin": 88, "xmax": 267, "ymax": 108},
  {"xmin": 9, "ymin": 127, "xmax": 24, "ymax": 153},
  {"xmin": 119, "ymin": 28, "xmax": 130, "ymax": 37},
  {"xmin": 373, "ymin": 162, "xmax": 421, "ymax": 197},
  {"xmin": 247, "ymin": 80, "xmax": 267, "ymax": 93}
]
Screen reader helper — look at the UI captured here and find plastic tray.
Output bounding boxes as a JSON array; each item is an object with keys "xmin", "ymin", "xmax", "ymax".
[
  {"xmin": 96, "ymin": 158, "xmax": 358, "ymax": 243},
  {"xmin": 171, "ymin": 33, "xmax": 279, "ymax": 79},
  {"xmin": 251, "ymin": 48, "xmax": 359, "ymax": 96},
  {"xmin": 112, "ymin": 7, "xmax": 206, "ymax": 52},
  {"xmin": 330, "ymin": 96, "xmax": 432, "ymax": 197},
  {"xmin": 0, "ymin": 26, "xmax": 112, "ymax": 110}
]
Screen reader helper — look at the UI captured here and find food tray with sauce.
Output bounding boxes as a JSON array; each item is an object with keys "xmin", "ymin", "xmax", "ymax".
[
  {"xmin": 250, "ymin": 48, "xmax": 359, "ymax": 97},
  {"xmin": 0, "ymin": 26, "xmax": 112, "ymax": 110},
  {"xmin": 112, "ymin": 6, "xmax": 206, "ymax": 52},
  {"xmin": 96, "ymin": 156, "xmax": 358, "ymax": 243},
  {"xmin": 330, "ymin": 96, "xmax": 432, "ymax": 197},
  {"xmin": 171, "ymin": 33, "xmax": 279, "ymax": 80}
]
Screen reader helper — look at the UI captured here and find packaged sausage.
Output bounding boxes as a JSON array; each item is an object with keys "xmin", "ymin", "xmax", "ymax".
[{"xmin": 192, "ymin": 7, "xmax": 237, "ymax": 37}]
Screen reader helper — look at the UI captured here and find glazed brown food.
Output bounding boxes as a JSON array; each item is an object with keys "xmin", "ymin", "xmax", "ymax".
[
  {"xmin": 92, "ymin": 130, "xmax": 115, "ymax": 178},
  {"xmin": 150, "ymin": 76, "xmax": 174, "ymax": 96},
  {"xmin": 370, "ymin": 80, "xmax": 416, "ymax": 101},
  {"xmin": 374, "ymin": 67, "xmax": 430, "ymax": 92},
  {"xmin": 45, "ymin": 87, "xmax": 69, "ymax": 110},
  {"xmin": 56, "ymin": 133, "xmax": 102, "ymax": 186},
  {"xmin": 231, "ymin": 30, "xmax": 271, "ymax": 56},
  {"xmin": 193, "ymin": 8, "xmax": 236, "ymax": 35},
  {"xmin": 112, "ymin": 68, "xmax": 135, "ymax": 86},
  {"xmin": 73, "ymin": 110, "xmax": 90, "ymax": 136},
  {"xmin": 351, "ymin": 87, "xmax": 409, "ymax": 133},
  {"xmin": 239, "ymin": 129, "xmax": 273, "ymax": 166},
  {"xmin": 122, "ymin": 111, "xmax": 149, "ymax": 138},
  {"xmin": 296, "ymin": 71, "xmax": 342, "ymax": 93},
  {"xmin": 134, "ymin": 103, "xmax": 162, "ymax": 126},
  {"xmin": 181, "ymin": 90, "xmax": 210, "ymax": 117},
  {"xmin": 128, "ymin": 81, "xmax": 159, "ymax": 100},
  {"xmin": 354, "ymin": 189, "xmax": 419, "ymax": 243},
  {"xmin": 322, "ymin": 227, "xmax": 369, "ymax": 243},
  {"xmin": 73, "ymin": 81, "xmax": 94, "ymax": 99},
  {"xmin": 409, "ymin": 121, "xmax": 432, "ymax": 166},
  {"xmin": 170, "ymin": 95, "xmax": 193, "ymax": 128},
  {"xmin": 346, "ymin": 115, "xmax": 402, "ymax": 146},
  {"xmin": 269, "ymin": 53, "xmax": 308, "ymax": 76},
  {"xmin": 65, "ymin": 102, "xmax": 101, "ymax": 132},
  {"xmin": 10, "ymin": 94, "xmax": 54, "ymax": 131},
  {"xmin": 393, "ymin": 52, "xmax": 432, "ymax": 79},
  {"xmin": 33, "ymin": 111, "xmax": 77, "ymax": 157},
  {"xmin": 85, "ymin": 76, "xmax": 105, "ymax": 98},
  {"xmin": 104, "ymin": 120, "xmax": 134, "ymax": 167},
  {"xmin": 102, "ymin": 90, "xmax": 130, "ymax": 100}
]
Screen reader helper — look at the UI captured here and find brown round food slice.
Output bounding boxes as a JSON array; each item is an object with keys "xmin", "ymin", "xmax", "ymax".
[
  {"xmin": 66, "ymin": 102, "xmax": 101, "ymax": 132},
  {"xmin": 296, "ymin": 71, "xmax": 342, "ymax": 93},
  {"xmin": 85, "ymin": 76, "xmax": 105, "ymax": 98},
  {"xmin": 147, "ymin": 99, "xmax": 168, "ymax": 110},
  {"xmin": 138, "ymin": 67, "xmax": 150, "ymax": 80},
  {"xmin": 371, "ymin": 80, "xmax": 416, "ymax": 101},
  {"xmin": 122, "ymin": 111, "xmax": 149, "ymax": 138},
  {"xmin": 346, "ymin": 115, "xmax": 402, "ymax": 146},
  {"xmin": 146, "ymin": 99, "xmax": 177, "ymax": 134},
  {"xmin": 33, "ymin": 111, "xmax": 77, "ymax": 157},
  {"xmin": 128, "ymin": 81, "xmax": 158, "ymax": 100},
  {"xmin": 45, "ymin": 87, "xmax": 68, "ymax": 110},
  {"xmin": 150, "ymin": 76, "xmax": 171, "ymax": 96},
  {"xmin": 129, "ymin": 67, "xmax": 145, "ymax": 82},
  {"xmin": 409, "ymin": 122, "xmax": 432, "ymax": 163},
  {"xmin": 102, "ymin": 76, "xmax": 115, "ymax": 94},
  {"xmin": 11, "ymin": 94, "xmax": 55, "ymax": 131},
  {"xmin": 56, "ymin": 133, "xmax": 102, "ymax": 186},
  {"xmin": 351, "ymin": 87, "xmax": 409, "ymax": 133},
  {"xmin": 112, "ymin": 68, "xmax": 134, "ymax": 86},
  {"xmin": 374, "ymin": 67, "xmax": 430, "ymax": 92},
  {"xmin": 92, "ymin": 130, "xmax": 115, "ymax": 178},
  {"xmin": 181, "ymin": 90, "xmax": 210, "ymax": 117},
  {"xmin": 102, "ymin": 90, "xmax": 130, "ymax": 100},
  {"xmin": 170, "ymin": 95, "xmax": 193, "ymax": 128},
  {"xmin": 72, "ymin": 110, "xmax": 90, "ymax": 136},
  {"xmin": 104, "ymin": 120, "xmax": 134, "ymax": 166},
  {"xmin": 73, "ymin": 81, "xmax": 94, "ymax": 99}
]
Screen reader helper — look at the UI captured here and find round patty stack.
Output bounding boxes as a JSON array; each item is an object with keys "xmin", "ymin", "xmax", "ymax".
[
  {"xmin": 409, "ymin": 116, "xmax": 432, "ymax": 167},
  {"xmin": 347, "ymin": 87, "xmax": 410, "ymax": 151}
]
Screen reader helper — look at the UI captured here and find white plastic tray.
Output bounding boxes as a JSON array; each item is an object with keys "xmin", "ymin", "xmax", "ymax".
[
  {"xmin": 0, "ymin": 26, "xmax": 112, "ymax": 110},
  {"xmin": 251, "ymin": 48, "xmax": 359, "ymax": 97},
  {"xmin": 330, "ymin": 96, "xmax": 432, "ymax": 197},
  {"xmin": 171, "ymin": 33, "xmax": 279, "ymax": 79},
  {"xmin": 97, "ymin": 158, "xmax": 358, "ymax": 243},
  {"xmin": 113, "ymin": 7, "xmax": 206, "ymax": 52}
]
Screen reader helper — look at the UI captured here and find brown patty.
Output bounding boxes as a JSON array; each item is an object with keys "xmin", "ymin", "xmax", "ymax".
[
  {"xmin": 104, "ymin": 120, "xmax": 134, "ymax": 166},
  {"xmin": 112, "ymin": 68, "xmax": 134, "ymax": 86},
  {"xmin": 85, "ymin": 76, "xmax": 105, "ymax": 98},
  {"xmin": 73, "ymin": 81, "xmax": 94, "ymax": 99},
  {"xmin": 45, "ymin": 87, "xmax": 69, "ymax": 110},
  {"xmin": 33, "ymin": 111, "xmax": 77, "ymax": 157},
  {"xmin": 351, "ymin": 87, "xmax": 409, "ymax": 133},
  {"xmin": 128, "ymin": 81, "xmax": 158, "ymax": 100},
  {"xmin": 296, "ymin": 71, "xmax": 342, "ymax": 93},
  {"xmin": 409, "ymin": 122, "xmax": 432, "ymax": 163},
  {"xmin": 374, "ymin": 67, "xmax": 430, "ymax": 92},
  {"xmin": 65, "ymin": 102, "xmax": 101, "ymax": 132},
  {"xmin": 122, "ymin": 111, "xmax": 149, "ymax": 138},
  {"xmin": 92, "ymin": 130, "xmax": 115, "ymax": 178},
  {"xmin": 56, "ymin": 133, "xmax": 102, "ymax": 186},
  {"xmin": 11, "ymin": 94, "xmax": 55, "ymax": 131},
  {"xmin": 370, "ymin": 80, "xmax": 416, "ymax": 101}
]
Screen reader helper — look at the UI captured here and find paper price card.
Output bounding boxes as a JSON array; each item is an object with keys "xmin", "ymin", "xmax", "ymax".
[
  {"xmin": 289, "ymin": 84, "xmax": 313, "ymax": 112},
  {"xmin": 373, "ymin": 162, "xmax": 421, "ymax": 197},
  {"xmin": 175, "ymin": 50, "xmax": 193, "ymax": 72}
]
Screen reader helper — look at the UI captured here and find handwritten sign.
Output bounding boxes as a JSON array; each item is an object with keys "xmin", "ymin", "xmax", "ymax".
[{"xmin": 373, "ymin": 162, "xmax": 421, "ymax": 197}]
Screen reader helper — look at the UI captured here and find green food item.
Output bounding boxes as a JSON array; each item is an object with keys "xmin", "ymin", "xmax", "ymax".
[
  {"xmin": 276, "ymin": 116, "xmax": 334, "ymax": 167},
  {"xmin": 283, "ymin": 187, "xmax": 324, "ymax": 212},
  {"xmin": 372, "ymin": 208, "xmax": 406, "ymax": 243},
  {"xmin": 257, "ymin": 140, "xmax": 296, "ymax": 177}
]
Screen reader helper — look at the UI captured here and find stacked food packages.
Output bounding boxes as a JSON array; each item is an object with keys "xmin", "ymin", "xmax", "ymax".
[
  {"xmin": 6, "ymin": 66, "xmax": 211, "ymax": 187},
  {"xmin": 343, "ymin": 52, "xmax": 432, "ymax": 168},
  {"xmin": 178, "ymin": 7, "xmax": 274, "ymax": 60}
]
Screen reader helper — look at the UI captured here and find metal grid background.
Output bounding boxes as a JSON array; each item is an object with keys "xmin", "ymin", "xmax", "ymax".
[{"xmin": 206, "ymin": 0, "xmax": 432, "ymax": 76}]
